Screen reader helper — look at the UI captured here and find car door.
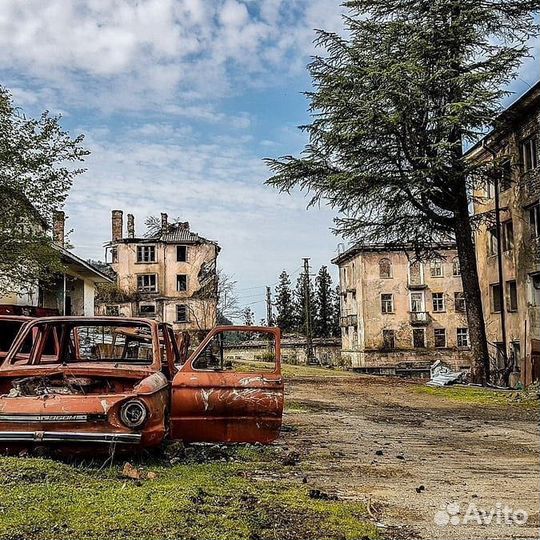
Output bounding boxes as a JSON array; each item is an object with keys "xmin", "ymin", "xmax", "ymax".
[{"xmin": 169, "ymin": 326, "xmax": 283, "ymax": 444}]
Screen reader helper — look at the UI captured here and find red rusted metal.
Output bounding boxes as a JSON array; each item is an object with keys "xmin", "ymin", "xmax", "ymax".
[{"xmin": 0, "ymin": 318, "xmax": 284, "ymax": 452}]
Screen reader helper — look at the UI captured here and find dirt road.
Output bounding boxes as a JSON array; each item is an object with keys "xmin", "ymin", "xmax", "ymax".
[{"xmin": 280, "ymin": 371, "xmax": 539, "ymax": 540}]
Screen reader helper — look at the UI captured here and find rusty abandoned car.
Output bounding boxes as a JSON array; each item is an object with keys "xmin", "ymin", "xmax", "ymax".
[
  {"xmin": 0, "ymin": 317, "xmax": 284, "ymax": 451},
  {"xmin": 0, "ymin": 316, "xmax": 33, "ymax": 362}
]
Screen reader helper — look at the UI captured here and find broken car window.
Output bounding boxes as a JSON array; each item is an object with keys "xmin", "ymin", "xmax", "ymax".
[{"xmin": 192, "ymin": 329, "xmax": 277, "ymax": 373}]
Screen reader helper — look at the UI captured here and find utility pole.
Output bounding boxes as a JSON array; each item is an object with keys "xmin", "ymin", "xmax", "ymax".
[
  {"xmin": 266, "ymin": 286, "xmax": 273, "ymax": 326},
  {"xmin": 302, "ymin": 257, "xmax": 315, "ymax": 364}
]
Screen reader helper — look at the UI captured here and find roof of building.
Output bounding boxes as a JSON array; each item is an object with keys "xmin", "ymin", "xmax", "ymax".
[
  {"xmin": 56, "ymin": 246, "xmax": 113, "ymax": 283},
  {"xmin": 465, "ymin": 80, "xmax": 540, "ymax": 158},
  {"xmin": 331, "ymin": 241, "xmax": 457, "ymax": 266}
]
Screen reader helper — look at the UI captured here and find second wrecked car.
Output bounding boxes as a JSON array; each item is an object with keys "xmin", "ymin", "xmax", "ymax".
[{"xmin": 0, "ymin": 317, "xmax": 283, "ymax": 451}]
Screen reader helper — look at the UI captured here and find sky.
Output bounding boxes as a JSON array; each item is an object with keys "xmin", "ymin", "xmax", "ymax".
[{"xmin": 1, "ymin": 0, "xmax": 538, "ymax": 320}]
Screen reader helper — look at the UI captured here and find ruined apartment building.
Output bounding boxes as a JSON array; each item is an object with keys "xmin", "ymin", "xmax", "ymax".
[
  {"xmin": 97, "ymin": 210, "xmax": 220, "ymax": 332},
  {"xmin": 468, "ymin": 81, "xmax": 540, "ymax": 386},
  {"xmin": 332, "ymin": 244, "xmax": 472, "ymax": 376}
]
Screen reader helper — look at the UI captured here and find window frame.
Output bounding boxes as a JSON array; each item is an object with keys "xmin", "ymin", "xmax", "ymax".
[
  {"xmin": 434, "ymin": 328, "xmax": 447, "ymax": 349},
  {"xmin": 506, "ymin": 280, "xmax": 518, "ymax": 312},
  {"xmin": 379, "ymin": 258, "xmax": 392, "ymax": 279},
  {"xmin": 412, "ymin": 328, "xmax": 426, "ymax": 349},
  {"xmin": 176, "ymin": 304, "xmax": 189, "ymax": 323},
  {"xmin": 529, "ymin": 203, "xmax": 540, "ymax": 240},
  {"xmin": 490, "ymin": 283, "xmax": 502, "ymax": 313},
  {"xmin": 176, "ymin": 274, "xmax": 188, "ymax": 292},
  {"xmin": 520, "ymin": 135, "xmax": 538, "ymax": 172},
  {"xmin": 457, "ymin": 328, "xmax": 470, "ymax": 348},
  {"xmin": 432, "ymin": 292, "xmax": 446, "ymax": 313},
  {"xmin": 381, "ymin": 293, "xmax": 395, "ymax": 314},
  {"xmin": 137, "ymin": 273, "xmax": 158, "ymax": 293},
  {"xmin": 430, "ymin": 259, "xmax": 444, "ymax": 278},
  {"xmin": 454, "ymin": 292, "xmax": 466, "ymax": 313},
  {"xmin": 452, "ymin": 257, "xmax": 461, "ymax": 276},
  {"xmin": 136, "ymin": 245, "xmax": 156, "ymax": 263},
  {"xmin": 177, "ymin": 245, "xmax": 188, "ymax": 263}
]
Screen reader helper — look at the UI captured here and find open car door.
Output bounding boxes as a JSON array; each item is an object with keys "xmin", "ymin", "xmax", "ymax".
[{"xmin": 170, "ymin": 326, "xmax": 283, "ymax": 444}]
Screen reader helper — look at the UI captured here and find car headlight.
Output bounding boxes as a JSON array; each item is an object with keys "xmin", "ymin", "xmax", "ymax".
[{"xmin": 120, "ymin": 400, "xmax": 147, "ymax": 428}]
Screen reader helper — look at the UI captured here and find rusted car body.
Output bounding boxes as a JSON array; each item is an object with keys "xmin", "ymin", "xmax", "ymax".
[
  {"xmin": 0, "ymin": 316, "xmax": 33, "ymax": 362},
  {"xmin": 0, "ymin": 317, "xmax": 283, "ymax": 451}
]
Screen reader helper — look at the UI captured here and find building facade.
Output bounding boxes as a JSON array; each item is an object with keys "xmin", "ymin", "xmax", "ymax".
[
  {"xmin": 98, "ymin": 210, "xmax": 220, "ymax": 333},
  {"xmin": 469, "ymin": 82, "xmax": 540, "ymax": 387},
  {"xmin": 332, "ymin": 244, "xmax": 472, "ymax": 376},
  {"xmin": 0, "ymin": 211, "xmax": 112, "ymax": 317}
]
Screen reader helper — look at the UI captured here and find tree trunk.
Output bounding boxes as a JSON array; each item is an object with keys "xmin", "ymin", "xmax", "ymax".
[{"xmin": 453, "ymin": 204, "xmax": 490, "ymax": 385}]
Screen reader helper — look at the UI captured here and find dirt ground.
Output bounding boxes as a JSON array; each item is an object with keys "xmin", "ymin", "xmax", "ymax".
[{"xmin": 279, "ymin": 372, "xmax": 540, "ymax": 540}]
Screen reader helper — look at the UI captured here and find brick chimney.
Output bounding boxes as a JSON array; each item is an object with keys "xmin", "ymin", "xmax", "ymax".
[
  {"xmin": 127, "ymin": 214, "xmax": 135, "ymax": 239},
  {"xmin": 111, "ymin": 210, "xmax": 123, "ymax": 241},
  {"xmin": 53, "ymin": 211, "xmax": 65, "ymax": 247},
  {"xmin": 161, "ymin": 212, "xmax": 168, "ymax": 234}
]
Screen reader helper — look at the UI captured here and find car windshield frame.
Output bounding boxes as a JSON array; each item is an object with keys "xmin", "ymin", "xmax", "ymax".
[{"xmin": 3, "ymin": 318, "xmax": 161, "ymax": 370}]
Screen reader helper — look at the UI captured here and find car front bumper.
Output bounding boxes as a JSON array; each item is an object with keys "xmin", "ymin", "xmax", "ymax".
[{"xmin": 0, "ymin": 431, "xmax": 142, "ymax": 444}]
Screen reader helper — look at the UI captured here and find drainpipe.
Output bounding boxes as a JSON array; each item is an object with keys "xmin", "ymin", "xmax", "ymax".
[{"xmin": 482, "ymin": 140, "xmax": 509, "ymax": 372}]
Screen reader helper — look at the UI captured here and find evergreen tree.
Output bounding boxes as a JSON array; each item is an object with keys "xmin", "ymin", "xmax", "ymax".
[
  {"xmin": 266, "ymin": 0, "xmax": 538, "ymax": 384},
  {"xmin": 314, "ymin": 266, "xmax": 334, "ymax": 338},
  {"xmin": 274, "ymin": 271, "xmax": 296, "ymax": 334},
  {"xmin": 332, "ymin": 285, "xmax": 342, "ymax": 338},
  {"xmin": 242, "ymin": 307, "xmax": 254, "ymax": 326},
  {"xmin": 294, "ymin": 272, "xmax": 316, "ymax": 336}
]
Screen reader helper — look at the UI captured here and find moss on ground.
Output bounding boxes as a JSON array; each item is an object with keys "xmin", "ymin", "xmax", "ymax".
[
  {"xmin": 0, "ymin": 446, "xmax": 378, "ymax": 540},
  {"xmin": 415, "ymin": 385, "xmax": 540, "ymax": 409}
]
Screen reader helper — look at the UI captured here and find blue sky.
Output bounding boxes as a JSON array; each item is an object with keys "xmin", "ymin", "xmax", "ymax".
[{"xmin": 1, "ymin": 0, "xmax": 538, "ymax": 320}]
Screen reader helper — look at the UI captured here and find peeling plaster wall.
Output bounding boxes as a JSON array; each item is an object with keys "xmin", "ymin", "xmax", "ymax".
[
  {"xmin": 472, "ymin": 106, "xmax": 540, "ymax": 386},
  {"xmin": 336, "ymin": 248, "xmax": 472, "ymax": 372}
]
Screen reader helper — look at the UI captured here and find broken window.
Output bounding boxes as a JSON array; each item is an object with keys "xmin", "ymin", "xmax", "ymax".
[
  {"xmin": 520, "ymin": 135, "xmax": 538, "ymax": 172},
  {"xmin": 430, "ymin": 259, "xmax": 444, "ymax": 278},
  {"xmin": 139, "ymin": 303, "xmax": 156, "ymax": 316},
  {"xmin": 379, "ymin": 258, "xmax": 392, "ymax": 279},
  {"xmin": 177, "ymin": 245, "xmax": 188, "ymax": 262},
  {"xmin": 192, "ymin": 329, "xmax": 276, "ymax": 372},
  {"xmin": 434, "ymin": 328, "xmax": 446, "ymax": 348},
  {"xmin": 491, "ymin": 284, "xmax": 502, "ymax": 313},
  {"xmin": 452, "ymin": 257, "xmax": 461, "ymax": 276},
  {"xmin": 137, "ymin": 274, "xmax": 157, "ymax": 293},
  {"xmin": 500, "ymin": 158, "xmax": 512, "ymax": 192},
  {"xmin": 529, "ymin": 203, "xmax": 540, "ymax": 239},
  {"xmin": 432, "ymin": 293, "xmax": 445, "ymax": 312},
  {"xmin": 382, "ymin": 329, "xmax": 396, "ymax": 350},
  {"xmin": 501, "ymin": 221, "xmax": 514, "ymax": 252},
  {"xmin": 413, "ymin": 328, "xmax": 426, "ymax": 348},
  {"xmin": 454, "ymin": 292, "xmax": 466, "ymax": 312},
  {"xmin": 506, "ymin": 280, "xmax": 518, "ymax": 312},
  {"xmin": 177, "ymin": 274, "xmax": 188, "ymax": 292},
  {"xmin": 176, "ymin": 304, "xmax": 188, "ymax": 323},
  {"xmin": 137, "ymin": 245, "xmax": 156, "ymax": 263},
  {"xmin": 488, "ymin": 227, "xmax": 498, "ymax": 256},
  {"xmin": 381, "ymin": 293, "xmax": 394, "ymax": 314},
  {"xmin": 457, "ymin": 328, "xmax": 469, "ymax": 348}
]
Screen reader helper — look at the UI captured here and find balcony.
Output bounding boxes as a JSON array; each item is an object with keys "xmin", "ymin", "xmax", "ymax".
[
  {"xmin": 407, "ymin": 279, "xmax": 427, "ymax": 290},
  {"xmin": 410, "ymin": 311, "xmax": 430, "ymax": 325},
  {"xmin": 340, "ymin": 314, "xmax": 358, "ymax": 327}
]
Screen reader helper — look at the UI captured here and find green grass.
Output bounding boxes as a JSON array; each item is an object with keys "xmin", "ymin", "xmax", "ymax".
[
  {"xmin": 232, "ymin": 359, "xmax": 356, "ymax": 379},
  {"xmin": 0, "ymin": 447, "xmax": 378, "ymax": 540},
  {"xmin": 415, "ymin": 385, "xmax": 540, "ymax": 408}
]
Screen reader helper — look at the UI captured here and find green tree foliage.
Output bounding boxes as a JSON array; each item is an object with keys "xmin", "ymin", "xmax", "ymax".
[
  {"xmin": 274, "ymin": 271, "xmax": 296, "ymax": 333},
  {"xmin": 266, "ymin": 0, "xmax": 538, "ymax": 383},
  {"xmin": 314, "ymin": 266, "xmax": 335, "ymax": 338},
  {"xmin": 332, "ymin": 285, "xmax": 341, "ymax": 338},
  {"xmin": 0, "ymin": 86, "xmax": 88, "ymax": 296},
  {"xmin": 242, "ymin": 306, "xmax": 255, "ymax": 326}
]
